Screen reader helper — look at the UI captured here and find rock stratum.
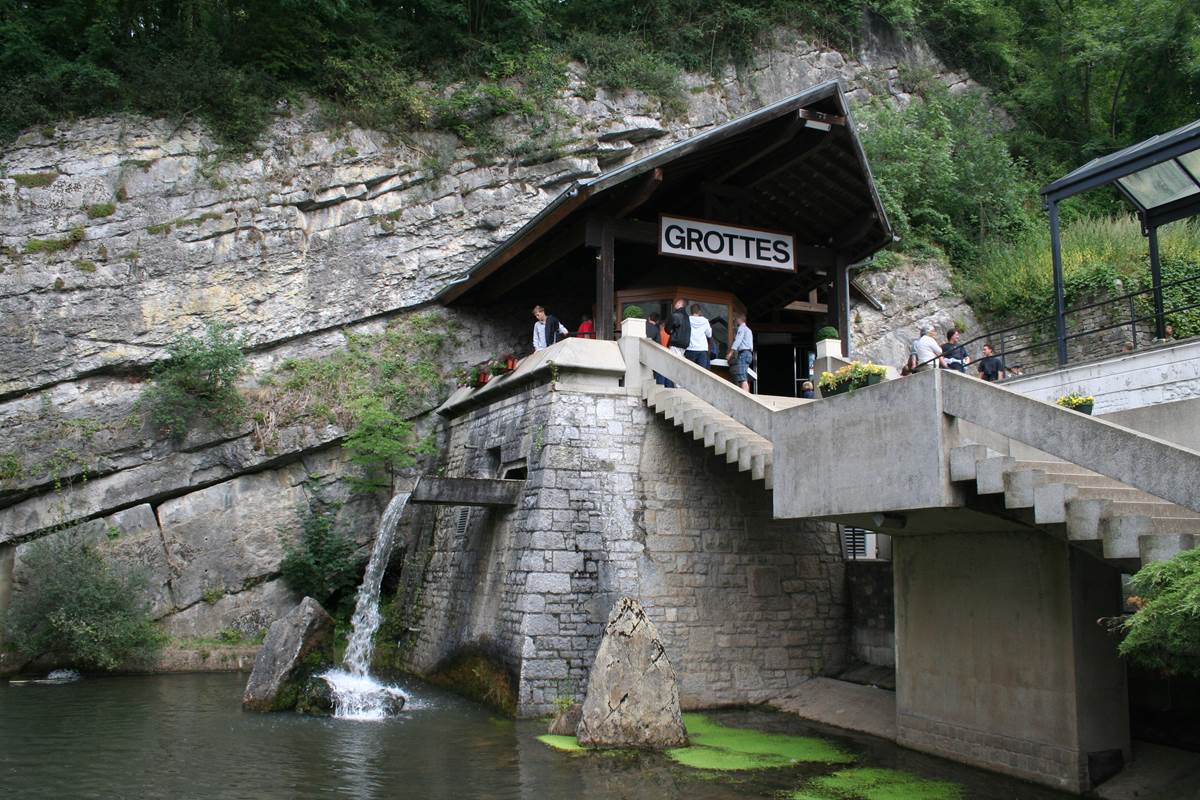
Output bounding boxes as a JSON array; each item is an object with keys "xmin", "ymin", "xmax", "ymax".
[{"xmin": 0, "ymin": 24, "xmax": 975, "ymax": 640}]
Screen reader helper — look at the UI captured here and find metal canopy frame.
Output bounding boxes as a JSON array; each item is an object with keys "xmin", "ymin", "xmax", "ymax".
[{"xmin": 1039, "ymin": 118, "xmax": 1200, "ymax": 364}]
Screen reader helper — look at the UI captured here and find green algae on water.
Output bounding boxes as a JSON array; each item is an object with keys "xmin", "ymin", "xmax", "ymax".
[
  {"xmin": 537, "ymin": 734, "xmax": 585, "ymax": 752},
  {"xmin": 793, "ymin": 767, "xmax": 964, "ymax": 800},
  {"xmin": 665, "ymin": 713, "xmax": 855, "ymax": 771}
]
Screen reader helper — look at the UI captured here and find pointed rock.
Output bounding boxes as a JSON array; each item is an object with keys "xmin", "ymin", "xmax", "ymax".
[
  {"xmin": 576, "ymin": 596, "xmax": 688, "ymax": 748},
  {"xmin": 242, "ymin": 597, "xmax": 334, "ymax": 712}
]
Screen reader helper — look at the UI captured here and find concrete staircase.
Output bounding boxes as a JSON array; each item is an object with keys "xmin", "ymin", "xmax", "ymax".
[
  {"xmin": 642, "ymin": 380, "xmax": 774, "ymax": 489},
  {"xmin": 950, "ymin": 444, "xmax": 1200, "ymax": 568}
]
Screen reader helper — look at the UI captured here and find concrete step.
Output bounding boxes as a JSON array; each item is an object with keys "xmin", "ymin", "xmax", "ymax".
[
  {"xmin": 1139, "ymin": 532, "xmax": 1200, "ymax": 564},
  {"xmin": 641, "ymin": 385, "xmax": 772, "ymax": 490}
]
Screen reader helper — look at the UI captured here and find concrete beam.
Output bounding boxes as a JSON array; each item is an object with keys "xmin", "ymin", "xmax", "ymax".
[{"xmin": 410, "ymin": 477, "xmax": 525, "ymax": 507}]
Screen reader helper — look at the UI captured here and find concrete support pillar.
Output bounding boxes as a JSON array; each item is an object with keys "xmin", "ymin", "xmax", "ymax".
[
  {"xmin": 619, "ymin": 316, "xmax": 647, "ymax": 393},
  {"xmin": 0, "ymin": 543, "xmax": 14, "ymax": 643},
  {"xmin": 893, "ymin": 529, "xmax": 1128, "ymax": 794}
]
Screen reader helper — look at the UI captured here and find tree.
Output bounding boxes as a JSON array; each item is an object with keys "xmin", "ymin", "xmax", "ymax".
[{"xmin": 4, "ymin": 532, "xmax": 165, "ymax": 670}]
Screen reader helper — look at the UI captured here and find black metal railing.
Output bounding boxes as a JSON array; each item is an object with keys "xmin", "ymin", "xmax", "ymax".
[{"xmin": 910, "ymin": 269, "xmax": 1200, "ymax": 377}]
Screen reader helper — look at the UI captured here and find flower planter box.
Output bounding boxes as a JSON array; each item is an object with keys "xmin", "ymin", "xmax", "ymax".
[{"xmin": 1075, "ymin": 401, "xmax": 1093, "ymax": 415}]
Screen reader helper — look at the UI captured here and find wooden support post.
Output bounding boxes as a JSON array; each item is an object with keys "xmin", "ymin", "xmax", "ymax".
[
  {"xmin": 597, "ymin": 222, "xmax": 615, "ymax": 340},
  {"xmin": 834, "ymin": 253, "xmax": 851, "ymax": 354}
]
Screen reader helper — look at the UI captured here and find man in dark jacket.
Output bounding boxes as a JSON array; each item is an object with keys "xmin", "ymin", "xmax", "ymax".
[
  {"xmin": 532, "ymin": 305, "xmax": 567, "ymax": 351},
  {"xmin": 645, "ymin": 312, "xmax": 673, "ymax": 387},
  {"xmin": 666, "ymin": 298, "xmax": 689, "ymax": 355}
]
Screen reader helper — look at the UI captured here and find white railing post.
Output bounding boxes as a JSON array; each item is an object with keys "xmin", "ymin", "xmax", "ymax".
[{"xmin": 620, "ymin": 317, "xmax": 647, "ymax": 394}]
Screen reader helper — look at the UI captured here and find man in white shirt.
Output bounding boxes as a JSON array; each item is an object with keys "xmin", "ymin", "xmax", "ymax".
[
  {"xmin": 532, "ymin": 305, "xmax": 568, "ymax": 351},
  {"xmin": 913, "ymin": 325, "xmax": 943, "ymax": 371},
  {"xmin": 684, "ymin": 304, "xmax": 713, "ymax": 368}
]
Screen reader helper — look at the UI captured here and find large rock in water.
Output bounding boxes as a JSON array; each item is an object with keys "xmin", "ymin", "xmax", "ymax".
[
  {"xmin": 242, "ymin": 597, "xmax": 335, "ymax": 712},
  {"xmin": 576, "ymin": 597, "xmax": 688, "ymax": 748}
]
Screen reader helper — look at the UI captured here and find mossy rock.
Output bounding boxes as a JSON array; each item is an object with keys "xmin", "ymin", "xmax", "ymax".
[{"xmin": 426, "ymin": 647, "xmax": 517, "ymax": 716}]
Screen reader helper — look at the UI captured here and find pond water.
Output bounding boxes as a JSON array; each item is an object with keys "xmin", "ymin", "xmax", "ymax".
[{"xmin": 1, "ymin": 673, "xmax": 1074, "ymax": 800}]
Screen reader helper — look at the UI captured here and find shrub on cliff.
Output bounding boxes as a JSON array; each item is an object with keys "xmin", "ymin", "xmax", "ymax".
[
  {"xmin": 4, "ymin": 532, "xmax": 164, "ymax": 670},
  {"xmin": 142, "ymin": 322, "xmax": 246, "ymax": 438},
  {"xmin": 280, "ymin": 507, "xmax": 362, "ymax": 608}
]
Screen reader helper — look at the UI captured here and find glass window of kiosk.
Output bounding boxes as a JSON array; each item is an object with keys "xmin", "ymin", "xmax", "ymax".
[{"xmin": 616, "ymin": 287, "xmax": 744, "ymax": 354}]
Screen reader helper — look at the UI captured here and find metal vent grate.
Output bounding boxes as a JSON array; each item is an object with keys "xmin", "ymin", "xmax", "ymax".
[
  {"xmin": 454, "ymin": 507, "xmax": 471, "ymax": 537},
  {"xmin": 842, "ymin": 527, "xmax": 876, "ymax": 560}
]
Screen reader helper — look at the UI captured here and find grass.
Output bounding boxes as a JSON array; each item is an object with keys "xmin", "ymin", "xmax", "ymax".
[
  {"xmin": 13, "ymin": 172, "xmax": 58, "ymax": 188},
  {"xmin": 85, "ymin": 202, "xmax": 116, "ymax": 219},
  {"xmin": 961, "ymin": 215, "xmax": 1200, "ymax": 326},
  {"xmin": 174, "ymin": 211, "xmax": 223, "ymax": 227},
  {"xmin": 23, "ymin": 226, "xmax": 84, "ymax": 255}
]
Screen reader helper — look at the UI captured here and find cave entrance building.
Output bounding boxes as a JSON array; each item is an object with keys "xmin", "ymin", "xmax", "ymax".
[{"xmin": 439, "ymin": 81, "xmax": 894, "ymax": 396}]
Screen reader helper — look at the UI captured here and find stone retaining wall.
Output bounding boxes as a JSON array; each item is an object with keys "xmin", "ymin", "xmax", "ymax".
[{"xmin": 400, "ymin": 382, "xmax": 848, "ymax": 716}]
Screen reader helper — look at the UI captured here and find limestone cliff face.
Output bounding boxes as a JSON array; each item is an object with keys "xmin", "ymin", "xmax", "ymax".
[{"xmin": 0, "ymin": 27, "xmax": 975, "ymax": 643}]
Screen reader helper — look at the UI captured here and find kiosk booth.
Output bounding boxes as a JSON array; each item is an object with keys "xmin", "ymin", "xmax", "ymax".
[{"xmin": 439, "ymin": 81, "xmax": 895, "ymax": 397}]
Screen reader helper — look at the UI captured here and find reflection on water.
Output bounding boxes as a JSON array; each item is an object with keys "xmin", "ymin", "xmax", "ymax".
[{"xmin": 0, "ymin": 673, "xmax": 1073, "ymax": 800}]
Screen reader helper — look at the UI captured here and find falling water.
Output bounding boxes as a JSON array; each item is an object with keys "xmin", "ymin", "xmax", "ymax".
[{"xmin": 323, "ymin": 492, "xmax": 411, "ymax": 720}]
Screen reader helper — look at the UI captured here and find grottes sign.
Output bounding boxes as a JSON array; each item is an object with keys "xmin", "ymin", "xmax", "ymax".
[{"xmin": 658, "ymin": 215, "xmax": 795, "ymax": 272}]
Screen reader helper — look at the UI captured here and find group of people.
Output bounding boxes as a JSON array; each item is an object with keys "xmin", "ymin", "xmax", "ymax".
[
  {"xmin": 531, "ymin": 300, "xmax": 755, "ymax": 392},
  {"xmin": 907, "ymin": 325, "xmax": 1007, "ymax": 382}
]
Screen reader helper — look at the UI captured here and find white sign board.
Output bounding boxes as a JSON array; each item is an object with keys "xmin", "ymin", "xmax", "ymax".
[{"xmin": 659, "ymin": 215, "xmax": 795, "ymax": 272}]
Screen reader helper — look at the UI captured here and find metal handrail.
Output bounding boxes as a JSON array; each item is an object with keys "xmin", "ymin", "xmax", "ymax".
[{"xmin": 943, "ymin": 269, "xmax": 1200, "ymax": 373}]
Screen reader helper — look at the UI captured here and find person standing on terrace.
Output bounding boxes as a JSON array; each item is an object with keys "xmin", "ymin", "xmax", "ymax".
[
  {"xmin": 532, "ymin": 305, "xmax": 567, "ymax": 351},
  {"xmin": 727, "ymin": 315, "xmax": 754, "ymax": 391}
]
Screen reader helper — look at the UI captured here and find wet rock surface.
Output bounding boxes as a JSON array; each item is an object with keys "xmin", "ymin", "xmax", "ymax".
[{"xmin": 576, "ymin": 597, "xmax": 688, "ymax": 749}]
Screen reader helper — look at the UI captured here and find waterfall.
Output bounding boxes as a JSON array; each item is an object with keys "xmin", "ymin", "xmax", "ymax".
[{"xmin": 323, "ymin": 492, "xmax": 411, "ymax": 720}]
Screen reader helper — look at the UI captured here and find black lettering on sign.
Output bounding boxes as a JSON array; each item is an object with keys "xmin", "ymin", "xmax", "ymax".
[
  {"xmin": 687, "ymin": 227, "xmax": 703, "ymax": 251},
  {"xmin": 773, "ymin": 240, "xmax": 790, "ymax": 263},
  {"xmin": 664, "ymin": 224, "xmax": 686, "ymax": 249}
]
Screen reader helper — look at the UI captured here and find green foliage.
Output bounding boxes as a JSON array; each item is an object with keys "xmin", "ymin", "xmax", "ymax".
[
  {"xmin": 252, "ymin": 311, "xmax": 454, "ymax": 490},
  {"xmin": 201, "ymin": 587, "xmax": 225, "ymax": 605},
  {"xmin": 857, "ymin": 81, "xmax": 1035, "ymax": 265},
  {"xmin": 1117, "ymin": 549, "xmax": 1200, "ymax": 678},
  {"xmin": 280, "ymin": 506, "xmax": 362, "ymax": 606},
  {"xmin": 23, "ymin": 226, "xmax": 84, "ymax": 255},
  {"xmin": 815, "ymin": 326, "xmax": 839, "ymax": 341},
  {"xmin": 85, "ymin": 202, "xmax": 115, "ymax": 218},
  {"xmin": 3, "ymin": 532, "xmax": 165, "ymax": 670},
  {"xmin": 621, "ymin": 304, "xmax": 645, "ymax": 319},
  {"xmin": 141, "ymin": 322, "xmax": 247, "ymax": 438},
  {"xmin": 74, "ymin": 259, "xmax": 96, "ymax": 273},
  {"xmin": 961, "ymin": 216, "xmax": 1200, "ymax": 328},
  {"xmin": 907, "ymin": 0, "xmax": 1199, "ymax": 188},
  {"xmin": 12, "ymin": 172, "xmax": 58, "ymax": 188}
]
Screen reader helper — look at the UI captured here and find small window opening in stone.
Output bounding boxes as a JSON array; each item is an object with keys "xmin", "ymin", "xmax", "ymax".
[{"xmin": 502, "ymin": 460, "xmax": 528, "ymax": 480}]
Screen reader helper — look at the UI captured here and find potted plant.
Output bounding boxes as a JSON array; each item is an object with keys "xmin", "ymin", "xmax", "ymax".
[
  {"xmin": 488, "ymin": 358, "xmax": 510, "ymax": 376},
  {"xmin": 817, "ymin": 361, "xmax": 888, "ymax": 397},
  {"xmin": 503, "ymin": 353, "xmax": 517, "ymax": 371},
  {"xmin": 1056, "ymin": 391, "xmax": 1094, "ymax": 415},
  {"xmin": 471, "ymin": 364, "xmax": 490, "ymax": 387},
  {"xmin": 815, "ymin": 326, "xmax": 842, "ymax": 360}
]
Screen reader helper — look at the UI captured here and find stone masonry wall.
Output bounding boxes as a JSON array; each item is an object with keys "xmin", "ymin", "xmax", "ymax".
[{"xmin": 400, "ymin": 381, "xmax": 848, "ymax": 716}]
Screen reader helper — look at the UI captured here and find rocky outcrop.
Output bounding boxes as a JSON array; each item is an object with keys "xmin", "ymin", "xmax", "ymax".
[
  {"xmin": 0, "ymin": 23, "xmax": 979, "ymax": 643},
  {"xmin": 547, "ymin": 703, "xmax": 583, "ymax": 736},
  {"xmin": 576, "ymin": 597, "xmax": 688, "ymax": 749},
  {"xmin": 850, "ymin": 257, "xmax": 984, "ymax": 371},
  {"xmin": 242, "ymin": 596, "xmax": 335, "ymax": 712}
]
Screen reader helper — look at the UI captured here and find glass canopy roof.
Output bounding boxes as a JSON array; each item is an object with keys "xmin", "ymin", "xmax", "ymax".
[{"xmin": 1041, "ymin": 118, "xmax": 1200, "ymax": 225}]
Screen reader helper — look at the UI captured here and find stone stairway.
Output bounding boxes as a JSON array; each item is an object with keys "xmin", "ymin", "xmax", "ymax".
[
  {"xmin": 950, "ymin": 444, "xmax": 1200, "ymax": 568},
  {"xmin": 642, "ymin": 380, "xmax": 773, "ymax": 489}
]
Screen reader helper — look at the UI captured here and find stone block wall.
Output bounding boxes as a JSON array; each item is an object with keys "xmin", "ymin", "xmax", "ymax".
[{"xmin": 400, "ymin": 382, "xmax": 848, "ymax": 716}]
